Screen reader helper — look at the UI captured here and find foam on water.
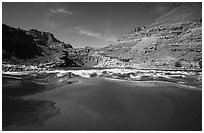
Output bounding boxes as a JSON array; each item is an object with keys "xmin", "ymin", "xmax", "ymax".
[{"xmin": 3, "ymin": 68, "xmax": 201, "ymax": 90}]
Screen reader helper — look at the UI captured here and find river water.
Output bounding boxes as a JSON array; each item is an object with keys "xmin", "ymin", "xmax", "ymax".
[{"xmin": 2, "ymin": 69, "xmax": 202, "ymax": 131}]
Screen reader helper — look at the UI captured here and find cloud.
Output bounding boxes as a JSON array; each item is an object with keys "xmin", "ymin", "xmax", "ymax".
[
  {"xmin": 49, "ymin": 8, "xmax": 73, "ymax": 15},
  {"xmin": 104, "ymin": 38, "xmax": 117, "ymax": 42},
  {"xmin": 42, "ymin": 8, "xmax": 72, "ymax": 29},
  {"xmin": 75, "ymin": 26, "xmax": 118, "ymax": 43},
  {"xmin": 75, "ymin": 27, "xmax": 101, "ymax": 38}
]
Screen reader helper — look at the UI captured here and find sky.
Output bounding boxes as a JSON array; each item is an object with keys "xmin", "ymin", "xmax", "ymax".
[{"xmin": 2, "ymin": 2, "xmax": 173, "ymax": 48}]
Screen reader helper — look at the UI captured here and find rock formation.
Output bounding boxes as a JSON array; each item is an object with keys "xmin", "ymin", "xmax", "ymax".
[
  {"xmin": 85, "ymin": 3, "xmax": 202, "ymax": 70},
  {"xmin": 87, "ymin": 19, "xmax": 201, "ymax": 70},
  {"xmin": 2, "ymin": 3, "xmax": 202, "ymax": 71},
  {"xmin": 2, "ymin": 24, "xmax": 74, "ymax": 67}
]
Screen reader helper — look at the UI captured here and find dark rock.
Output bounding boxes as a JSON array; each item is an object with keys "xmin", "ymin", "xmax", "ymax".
[
  {"xmin": 89, "ymin": 73, "xmax": 97, "ymax": 77},
  {"xmin": 2, "ymin": 24, "xmax": 75, "ymax": 67},
  {"xmin": 175, "ymin": 61, "xmax": 182, "ymax": 67},
  {"xmin": 27, "ymin": 29, "xmax": 72, "ymax": 48}
]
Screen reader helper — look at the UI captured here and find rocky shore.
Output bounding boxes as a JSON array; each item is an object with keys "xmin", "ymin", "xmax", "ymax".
[{"xmin": 2, "ymin": 63, "xmax": 53, "ymax": 72}]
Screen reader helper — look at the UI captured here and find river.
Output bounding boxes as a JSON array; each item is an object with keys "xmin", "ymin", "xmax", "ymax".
[{"xmin": 2, "ymin": 69, "xmax": 202, "ymax": 131}]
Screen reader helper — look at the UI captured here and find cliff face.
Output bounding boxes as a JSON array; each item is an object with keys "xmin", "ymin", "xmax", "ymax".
[
  {"xmin": 86, "ymin": 3, "xmax": 202, "ymax": 70},
  {"xmin": 2, "ymin": 3, "xmax": 202, "ymax": 70},
  {"xmin": 66, "ymin": 47, "xmax": 93, "ymax": 67},
  {"xmin": 2, "ymin": 24, "xmax": 95, "ymax": 69},
  {"xmin": 2, "ymin": 24, "xmax": 74, "ymax": 66},
  {"xmin": 26, "ymin": 29, "xmax": 72, "ymax": 48},
  {"xmin": 87, "ymin": 20, "xmax": 202, "ymax": 70}
]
